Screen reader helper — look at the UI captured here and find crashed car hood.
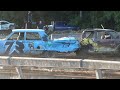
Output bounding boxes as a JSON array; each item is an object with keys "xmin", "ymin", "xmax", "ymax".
[
  {"xmin": 52, "ymin": 37, "xmax": 78, "ymax": 44},
  {"xmin": 43, "ymin": 37, "xmax": 80, "ymax": 52},
  {"xmin": 53, "ymin": 37, "xmax": 77, "ymax": 42}
]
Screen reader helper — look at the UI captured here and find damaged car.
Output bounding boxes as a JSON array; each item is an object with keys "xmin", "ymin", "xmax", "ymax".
[
  {"xmin": 76, "ymin": 28, "xmax": 120, "ymax": 57},
  {"xmin": 0, "ymin": 29, "xmax": 80, "ymax": 57}
]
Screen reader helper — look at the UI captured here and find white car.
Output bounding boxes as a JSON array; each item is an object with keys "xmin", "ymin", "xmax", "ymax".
[{"xmin": 0, "ymin": 20, "xmax": 15, "ymax": 30}]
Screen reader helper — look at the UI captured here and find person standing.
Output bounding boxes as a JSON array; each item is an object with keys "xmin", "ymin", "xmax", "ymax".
[
  {"xmin": 27, "ymin": 11, "xmax": 32, "ymax": 29},
  {"xmin": 37, "ymin": 21, "xmax": 44, "ymax": 29}
]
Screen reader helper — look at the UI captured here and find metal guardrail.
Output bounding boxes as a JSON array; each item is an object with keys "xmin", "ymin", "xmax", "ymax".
[{"xmin": 0, "ymin": 56, "xmax": 120, "ymax": 79}]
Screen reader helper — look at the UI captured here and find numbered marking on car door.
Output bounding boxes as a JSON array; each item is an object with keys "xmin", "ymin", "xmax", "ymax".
[{"xmin": 5, "ymin": 41, "xmax": 24, "ymax": 55}]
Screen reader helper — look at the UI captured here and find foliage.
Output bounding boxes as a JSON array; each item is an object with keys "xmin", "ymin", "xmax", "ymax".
[{"xmin": 1, "ymin": 11, "xmax": 120, "ymax": 31}]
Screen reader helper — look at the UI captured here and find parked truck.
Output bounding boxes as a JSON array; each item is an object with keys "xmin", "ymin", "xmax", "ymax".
[
  {"xmin": 0, "ymin": 20, "xmax": 15, "ymax": 30},
  {"xmin": 43, "ymin": 21, "xmax": 80, "ymax": 33}
]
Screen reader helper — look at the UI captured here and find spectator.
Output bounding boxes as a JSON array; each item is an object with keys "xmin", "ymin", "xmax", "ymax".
[{"xmin": 38, "ymin": 21, "xmax": 44, "ymax": 29}]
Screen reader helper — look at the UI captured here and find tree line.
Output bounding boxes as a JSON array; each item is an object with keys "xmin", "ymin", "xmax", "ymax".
[{"xmin": 0, "ymin": 11, "xmax": 120, "ymax": 31}]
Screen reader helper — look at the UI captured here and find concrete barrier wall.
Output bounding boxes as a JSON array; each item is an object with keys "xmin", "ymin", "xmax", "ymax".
[{"xmin": 0, "ymin": 56, "xmax": 120, "ymax": 79}]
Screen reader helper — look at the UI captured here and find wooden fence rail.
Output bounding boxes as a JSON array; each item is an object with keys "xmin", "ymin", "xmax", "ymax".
[{"xmin": 0, "ymin": 56, "xmax": 120, "ymax": 79}]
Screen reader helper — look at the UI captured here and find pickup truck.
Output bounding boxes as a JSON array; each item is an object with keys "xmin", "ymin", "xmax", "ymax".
[
  {"xmin": 0, "ymin": 29, "xmax": 80, "ymax": 57},
  {"xmin": 0, "ymin": 20, "xmax": 15, "ymax": 30},
  {"xmin": 43, "ymin": 21, "xmax": 80, "ymax": 32},
  {"xmin": 75, "ymin": 28, "xmax": 120, "ymax": 58}
]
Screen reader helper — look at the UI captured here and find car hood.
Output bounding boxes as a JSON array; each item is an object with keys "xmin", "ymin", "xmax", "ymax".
[
  {"xmin": 44, "ymin": 37, "xmax": 80, "ymax": 52},
  {"xmin": 53, "ymin": 37, "xmax": 77, "ymax": 41},
  {"xmin": 52, "ymin": 37, "xmax": 79, "ymax": 44}
]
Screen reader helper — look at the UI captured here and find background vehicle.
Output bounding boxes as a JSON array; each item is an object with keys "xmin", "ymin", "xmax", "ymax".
[
  {"xmin": 43, "ymin": 21, "xmax": 80, "ymax": 32},
  {"xmin": 0, "ymin": 20, "xmax": 15, "ymax": 30}
]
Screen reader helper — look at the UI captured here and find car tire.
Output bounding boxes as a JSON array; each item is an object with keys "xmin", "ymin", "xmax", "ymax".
[
  {"xmin": 75, "ymin": 48, "xmax": 89, "ymax": 59},
  {"xmin": 75, "ymin": 44, "xmax": 93, "ymax": 59}
]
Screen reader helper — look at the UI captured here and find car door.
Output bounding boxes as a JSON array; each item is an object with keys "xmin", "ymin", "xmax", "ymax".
[
  {"xmin": 23, "ymin": 32, "xmax": 45, "ymax": 54},
  {"xmin": 4, "ymin": 32, "xmax": 25, "ymax": 55},
  {"xmin": 95, "ymin": 31, "xmax": 116, "ymax": 52}
]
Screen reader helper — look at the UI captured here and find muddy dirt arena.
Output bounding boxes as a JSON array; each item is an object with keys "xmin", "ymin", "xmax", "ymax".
[{"xmin": 1, "ymin": 31, "xmax": 120, "ymax": 79}]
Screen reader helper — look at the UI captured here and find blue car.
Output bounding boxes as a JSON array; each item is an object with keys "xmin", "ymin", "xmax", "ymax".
[{"xmin": 0, "ymin": 29, "xmax": 80, "ymax": 57}]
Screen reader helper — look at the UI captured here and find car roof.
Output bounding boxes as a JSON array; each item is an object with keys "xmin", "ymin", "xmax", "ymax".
[
  {"xmin": 0, "ymin": 20, "xmax": 8, "ymax": 22},
  {"xmin": 84, "ymin": 28, "xmax": 115, "ymax": 32},
  {"xmin": 12, "ymin": 29, "xmax": 45, "ymax": 32}
]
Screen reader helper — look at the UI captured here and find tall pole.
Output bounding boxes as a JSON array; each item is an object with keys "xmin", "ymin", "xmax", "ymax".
[
  {"xmin": 27, "ymin": 11, "xmax": 32, "ymax": 29},
  {"xmin": 0, "ymin": 22, "xmax": 1, "ymax": 30},
  {"xmin": 80, "ymin": 11, "xmax": 82, "ymax": 18}
]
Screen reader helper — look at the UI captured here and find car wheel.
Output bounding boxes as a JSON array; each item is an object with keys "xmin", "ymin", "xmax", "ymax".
[
  {"xmin": 75, "ymin": 44, "xmax": 93, "ymax": 59},
  {"xmin": 75, "ymin": 49, "xmax": 89, "ymax": 59}
]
